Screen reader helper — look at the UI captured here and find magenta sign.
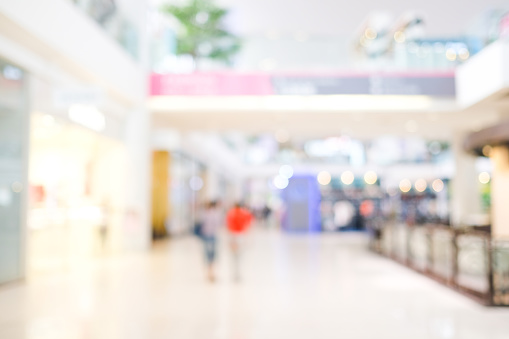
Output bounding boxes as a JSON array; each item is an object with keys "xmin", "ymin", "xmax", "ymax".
[
  {"xmin": 150, "ymin": 71, "xmax": 455, "ymax": 96},
  {"xmin": 150, "ymin": 72, "xmax": 274, "ymax": 96}
]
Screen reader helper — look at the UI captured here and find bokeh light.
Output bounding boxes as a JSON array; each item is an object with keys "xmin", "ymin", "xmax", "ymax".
[
  {"xmin": 317, "ymin": 171, "xmax": 331, "ymax": 185},
  {"xmin": 341, "ymin": 171, "xmax": 355, "ymax": 185},
  {"xmin": 479, "ymin": 172, "xmax": 490, "ymax": 184},
  {"xmin": 414, "ymin": 178, "xmax": 427, "ymax": 192},
  {"xmin": 399, "ymin": 179, "xmax": 412, "ymax": 193},
  {"xmin": 279, "ymin": 165, "xmax": 294, "ymax": 179},
  {"xmin": 273, "ymin": 175, "xmax": 289, "ymax": 189},
  {"xmin": 482, "ymin": 145, "xmax": 492, "ymax": 157},
  {"xmin": 364, "ymin": 171, "xmax": 377, "ymax": 185},
  {"xmin": 446, "ymin": 48, "xmax": 457, "ymax": 61},
  {"xmin": 394, "ymin": 31, "xmax": 405, "ymax": 43},
  {"xmin": 432, "ymin": 179, "xmax": 444, "ymax": 192}
]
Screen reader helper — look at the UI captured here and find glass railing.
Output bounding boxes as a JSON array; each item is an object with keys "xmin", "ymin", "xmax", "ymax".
[
  {"xmin": 69, "ymin": 0, "xmax": 139, "ymax": 60},
  {"xmin": 150, "ymin": 7, "xmax": 509, "ymax": 73},
  {"xmin": 465, "ymin": 8, "xmax": 509, "ymax": 49},
  {"xmin": 234, "ymin": 36, "xmax": 477, "ymax": 72},
  {"xmin": 372, "ymin": 223, "xmax": 509, "ymax": 306},
  {"xmin": 151, "ymin": 34, "xmax": 482, "ymax": 73}
]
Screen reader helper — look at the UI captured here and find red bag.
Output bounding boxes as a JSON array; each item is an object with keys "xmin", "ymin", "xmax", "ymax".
[{"xmin": 226, "ymin": 207, "xmax": 252, "ymax": 233}]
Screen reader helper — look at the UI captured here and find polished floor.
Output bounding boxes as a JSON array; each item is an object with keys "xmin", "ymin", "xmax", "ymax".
[{"xmin": 1, "ymin": 229, "xmax": 509, "ymax": 339}]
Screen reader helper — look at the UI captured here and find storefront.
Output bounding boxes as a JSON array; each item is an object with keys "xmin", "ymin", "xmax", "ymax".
[
  {"xmin": 28, "ymin": 112, "xmax": 128, "ymax": 274},
  {"xmin": 152, "ymin": 150, "xmax": 206, "ymax": 237}
]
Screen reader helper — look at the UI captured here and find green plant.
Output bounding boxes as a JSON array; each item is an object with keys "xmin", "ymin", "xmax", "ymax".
[{"xmin": 161, "ymin": 0, "xmax": 241, "ymax": 66}]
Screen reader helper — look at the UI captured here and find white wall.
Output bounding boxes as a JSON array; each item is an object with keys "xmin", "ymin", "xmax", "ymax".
[
  {"xmin": 0, "ymin": 0, "xmax": 153, "ymax": 254},
  {"xmin": 0, "ymin": 0, "xmax": 146, "ymax": 105},
  {"xmin": 152, "ymin": 0, "xmax": 508, "ymax": 37},
  {"xmin": 456, "ymin": 40, "xmax": 509, "ymax": 108}
]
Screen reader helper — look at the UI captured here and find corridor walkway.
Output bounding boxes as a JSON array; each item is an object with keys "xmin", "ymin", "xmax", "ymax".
[{"xmin": 1, "ymin": 229, "xmax": 509, "ymax": 339}]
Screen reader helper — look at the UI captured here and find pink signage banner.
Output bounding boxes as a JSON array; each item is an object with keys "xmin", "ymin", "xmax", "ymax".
[
  {"xmin": 150, "ymin": 73, "xmax": 274, "ymax": 96},
  {"xmin": 150, "ymin": 71, "xmax": 456, "ymax": 96}
]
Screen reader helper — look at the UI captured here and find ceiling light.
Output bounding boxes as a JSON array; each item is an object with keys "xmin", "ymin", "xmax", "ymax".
[
  {"xmin": 364, "ymin": 28, "xmax": 377, "ymax": 40},
  {"xmin": 341, "ymin": 171, "xmax": 355, "ymax": 185},
  {"xmin": 274, "ymin": 175, "xmax": 289, "ymax": 189},
  {"xmin": 68, "ymin": 104, "xmax": 105, "ymax": 132},
  {"xmin": 364, "ymin": 171, "xmax": 377, "ymax": 185},
  {"xmin": 399, "ymin": 179, "xmax": 412, "ymax": 193},
  {"xmin": 479, "ymin": 172, "xmax": 490, "ymax": 184},
  {"xmin": 432, "ymin": 179, "xmax": 444, "ymax": 192},
  {"xmin": 458, "ymin": 48, "xmax": 470, "ymax": 60},
  {"xmin": 414, "ymin": 179, "xmax": 427, "ymax": 192},
  {"xmin": 317, "ymin": 171, "xmax": 331, "ymax": 185},
  {"xmin": 394, "ymin": 31, "xmax": 406, "ymax": 43},
  {"xmin": 279, "ymin": 165, "xmax": 294, "ymax": 179},
  {"xmin": 445, "ymin": 48, "xmax": 457, "ymax": 61},
  {"xmin": 482, "ymin": 145, "xmax": 492, "ymax": 157}
]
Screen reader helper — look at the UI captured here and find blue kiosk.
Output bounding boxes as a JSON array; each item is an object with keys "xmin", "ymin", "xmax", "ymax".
[{"xmin": 281, "ymin": 174, "xmax": 321, "ymax": 232}]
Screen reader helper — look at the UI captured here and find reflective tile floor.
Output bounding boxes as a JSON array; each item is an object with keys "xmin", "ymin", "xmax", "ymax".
[{"xmin": 1, "ymin": 229, "xmax": 509, "ymax": 339}]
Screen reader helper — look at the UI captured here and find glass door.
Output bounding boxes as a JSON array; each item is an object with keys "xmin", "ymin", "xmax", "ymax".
[{"xmin": 0, "ymin": 59, "xmax": 28, "ymax": 284}]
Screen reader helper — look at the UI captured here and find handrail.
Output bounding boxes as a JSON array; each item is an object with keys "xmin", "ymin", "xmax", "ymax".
[{"xmin": 371, "ymin": 223, "xmax": 509, "ymax": 306}]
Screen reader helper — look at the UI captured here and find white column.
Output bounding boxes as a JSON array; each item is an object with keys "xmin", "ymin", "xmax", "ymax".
[
  {"xmin": 450, "ymin": 132, "xmax": 482, "ymax": 226},
  {"xmin": 123, "ymin": 107, "xmax": 152, "ymax": 250},
  {"xmin": 122, "ymin": 0, "xmax": 151, "ymax": 250},
  {"xmin": 490, "ymin": 146, "xmax": 509, "ymax": 239}
]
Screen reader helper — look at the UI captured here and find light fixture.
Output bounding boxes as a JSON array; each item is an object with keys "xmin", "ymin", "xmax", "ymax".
[
  {"xmin": 11, "ymin": 182, "xmax": 23, "ymax": 193},
  {"xmin": 458, "ymin": 48, "xmax": 470, "ymax": 60},
  {"xmin": 479, "ymin": 172, "xmax": 490, "ymax": 184},
  {"xmin": 341, "ymin": 171, "xmax": 354, "ymax": 185},
  {"xmin": 414, "ymin": 179, "xmax": 427, "ymax": 192},
  {"xmin": 394, "ymin": 31, "xmax": 406, "ymax": 43},
  {"xmin": 68, "ymin": 104, "xmax": 106, "ymax": 132},
  {"xmin": 149, "ymin": 95, "xmax": 434, "ymax": 112},
  {"xmin": 364, "ymin": 171, "xmax": 377, "ymax": 185},
  {"xmin": 432, "ymin": 179, "xmax": 444, "ymax": 192},
  {"xmin": 399, "ymin": 179, "xmax": 412, "ymax": 193},
  {"xmin": 274, "ymin": 175, "xmax": 289, "ymax": 189},
  {"xmin": 279, "ymin": 165, "xmax": 294, "ymax": 179},
  {"xmin": 317, "ymin": 171, "xmax": 331, "ymax": 186},
  {"xmin": 482, "ymin": 145, "xmax": 492, "ymax": 157},
  {"xmin": 364, "ymin": 28, "xmax": 377, "ymax": 40},
  {"xmin": 445, "ymin": 48, "xmax": 457, "ymax": 61}
]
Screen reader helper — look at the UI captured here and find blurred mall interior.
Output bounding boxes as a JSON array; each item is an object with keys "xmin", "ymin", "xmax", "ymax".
[{"xmin": 1, "ymin": 0, "xmax": 509, "ymax": 337}]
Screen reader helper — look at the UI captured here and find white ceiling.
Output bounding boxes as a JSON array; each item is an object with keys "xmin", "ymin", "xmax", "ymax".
[
  {"xmin": 154, "ymin": 0, "xmax": 508, "ymax": 37},
  {"xmin": 151, "ymin": 99, "xmax": 501, "ymax": 141},
  {"xmin": 149, "ymin": 0, "xmax": 508, "ymax": 140}
]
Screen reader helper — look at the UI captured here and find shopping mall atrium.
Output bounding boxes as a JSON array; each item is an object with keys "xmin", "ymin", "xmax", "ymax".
[{"xmin": 1, "ymin": 0, "xmax": 509, "ymax": 337}]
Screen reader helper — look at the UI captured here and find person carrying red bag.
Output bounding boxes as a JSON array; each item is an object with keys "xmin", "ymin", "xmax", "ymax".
[{"xmin": 226, "ymin": 203, "xmax": 253, "ymax": 281}]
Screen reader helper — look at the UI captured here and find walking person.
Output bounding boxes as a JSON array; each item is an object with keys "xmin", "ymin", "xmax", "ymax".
[
  {"xmin": 226, "ymin": 203, "xmax": 253, "ymax": 282},
  {"xmin": 200, "ymin": 201, "xmax": 223, "ymax": 282}
]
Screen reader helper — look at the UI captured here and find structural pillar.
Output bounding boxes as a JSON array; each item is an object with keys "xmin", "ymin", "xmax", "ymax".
[
  {"xmin": 151, "ymin": 151, "xmax": 170, "ymax": 238},
  {"xmin": 490, "ymin": 146, "xmax": 509, "ymax": 239},
  {"xmin": 450, "ymin": 132, "xmax": 483, "ymax": 227}
]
